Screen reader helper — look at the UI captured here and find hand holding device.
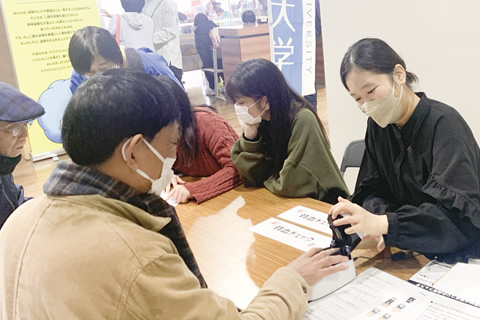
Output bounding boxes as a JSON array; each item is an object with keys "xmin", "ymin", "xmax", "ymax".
[
  {"xmin": 309, "ymin": 212, "xmax": 364, "ymax": 300},
  {"xmin": 329, "ymin": 197, "xmax": 388, "ymax": 236}
]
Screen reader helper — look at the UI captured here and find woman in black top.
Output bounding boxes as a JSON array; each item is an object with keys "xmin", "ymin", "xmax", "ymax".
[
  {"xmin": 193, "ymin": 13, "xmax": 223, "ymax": 93},
  {"xmin": 329, "ymin": 38, "xmax": 480, "ymax": 263}
]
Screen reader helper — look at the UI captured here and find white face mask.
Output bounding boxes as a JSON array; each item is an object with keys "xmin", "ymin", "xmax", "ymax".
[
  {"xmin": 121, "ymin": 137, "xmax": 176, "ymax": 196},
  {"xmin": 359, "ymin": 82, "xmax": 403, "ymax": 128},
  {"xmin": 234, "ymin": 98, "xmax": 266, "ymax": 125}
]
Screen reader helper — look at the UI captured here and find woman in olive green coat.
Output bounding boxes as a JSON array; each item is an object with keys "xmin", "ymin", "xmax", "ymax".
[{"xmin": 228, "ymin": 59, "xmax": 348, "ymax": 204}]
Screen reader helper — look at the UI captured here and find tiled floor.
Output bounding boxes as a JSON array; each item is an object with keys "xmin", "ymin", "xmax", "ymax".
[{"xmin": 13, "ymin": 70, "xmax": 329, "ymax": 198}]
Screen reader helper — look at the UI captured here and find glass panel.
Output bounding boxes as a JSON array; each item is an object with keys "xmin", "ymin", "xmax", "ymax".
[{"xmin": 178, "ymin": 0, "xmax": 270, "ymax": 31}]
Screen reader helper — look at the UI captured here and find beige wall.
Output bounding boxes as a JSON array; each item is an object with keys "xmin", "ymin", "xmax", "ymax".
[
  {"xmin": 0, "ymin": 6, "xmax": 17, "ymax": 87},
  {"xmin": 320, "ymin": 0, "xmax": 480, "ymax": 191}
]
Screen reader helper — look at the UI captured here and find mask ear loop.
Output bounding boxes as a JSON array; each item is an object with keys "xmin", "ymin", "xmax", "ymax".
[
  {"xmin": 392, "ymin": 81, "xmax": 403, "ymax": 101},
  {"xmin": 121, "ymin": 137, "xmax": 133, "ymax": 161},
  {"xmin": 121, "ymin": 136, "xmax": 155, "ymax": 183},
  {"xmin": 141, "ymin": 137, "xmax": 168, "ymax": 163}
]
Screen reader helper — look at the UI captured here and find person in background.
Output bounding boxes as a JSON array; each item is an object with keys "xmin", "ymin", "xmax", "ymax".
[
  {"xmin": 106, "ymin": 0, "xmax": 155, "ymax": 51},
  {"xmin": 228, "ymin": 58, "xmax": 349, "ymax": 204},
  {"xmin": 257, "ymin": 0, "xmax": 268, "ymax": 16},
  {"xmin": 0, "ymin": 69, "xmax": 348, "ymax": 318},
  {"xmin": 143, "ymin": 0, "xmax": 183, "ymax": 82},
  {"xmin": 178, "ymin": 12, "xmax": 192, "ymax": 34},
  {"xmin": 236, "ymin": 0, "xmax": 257, "ymax": 16},
  {"xmin": 193, "ymin": 13, "xmax": 223, "ymax": 96},
  {"xmin": 330, "ymin": 38, "xmax": 480, "ymax": 263},
  {"xmin": 205, "ymin": 0, "xmax": 225, "ymax": 18},
  {"xmin": 165, "ymin": 86, "xmax": 241, "ymax": 204},
  {"xmin": 205, "ymin": 0, "xmax": 216, "ymax": 17},
  {"xmin": 241, "ymin": 10, "xmax": 256, "ymax": 25},
  {"xmin": 68, "ymin": 26, "xmax": 181, "ymax": 93},
  {"xmin": 0, "ymin": 83, "xmax": 45, "ymax": 229}
]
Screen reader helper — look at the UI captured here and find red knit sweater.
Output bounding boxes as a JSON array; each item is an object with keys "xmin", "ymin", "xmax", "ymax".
[{"xmin": 173, "ymin": 107, "xmax": 242, "ymax": 203}]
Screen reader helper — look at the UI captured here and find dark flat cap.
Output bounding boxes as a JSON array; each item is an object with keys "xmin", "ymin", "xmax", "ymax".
[{"xmin": 0, "ymin": 82, "xmax": 45, "ymax": 122}]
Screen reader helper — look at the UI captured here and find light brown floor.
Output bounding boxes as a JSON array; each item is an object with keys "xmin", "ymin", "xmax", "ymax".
[{"xmin": 13, "ymin": 70, "xmax": 328, "ymax": 198}]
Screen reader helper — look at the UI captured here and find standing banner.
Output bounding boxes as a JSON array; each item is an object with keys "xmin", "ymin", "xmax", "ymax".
[
  {"xmin": 1, "ymin": 0, "xmax": 100, "ymax": 161},
  {"xmin": 268, "ymin": 0, "xmax": 315, "ymax": 96}
]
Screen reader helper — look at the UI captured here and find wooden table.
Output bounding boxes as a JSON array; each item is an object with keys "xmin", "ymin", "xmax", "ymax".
[{"xmin": 175, "ymin": 186, "xmax": 429, "ymax": 309}]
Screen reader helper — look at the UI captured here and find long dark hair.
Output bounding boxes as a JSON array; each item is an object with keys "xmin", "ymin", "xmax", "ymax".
[
  {"xmin": 165, "ymin": 83, "xmax": 219, "ymax": 167},
  {"xmin": 340, "ymin": 38, "xmax": 418, "ymax": 90},
  {"xmin": 159, "ymin": 78, "xmax": 198, "ymax": 167},
  {"xmin": 226, "ymin": 58, "xmax": 328, "ymax": 177}
]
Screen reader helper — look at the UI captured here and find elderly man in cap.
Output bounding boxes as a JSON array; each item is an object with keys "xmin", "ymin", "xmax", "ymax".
[{"xmin": 0, "ymin": 82, "xmax": 45, "ymax": 229}]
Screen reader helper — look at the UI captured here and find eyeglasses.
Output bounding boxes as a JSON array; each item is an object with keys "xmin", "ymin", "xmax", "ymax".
[{"xmin": 0, "ymin": 123, "xmax": 27, "ymax": 137}]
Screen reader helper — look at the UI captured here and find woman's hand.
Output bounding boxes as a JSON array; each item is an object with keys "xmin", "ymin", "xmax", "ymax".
[
  {"xmin": 288, "ymin": 248, "xmax": 349, "ymax": 286},
  {"xmin": 328, "ymin": 196, "xmax": 389, "ymax": 237},
  {"xmin": 239, "ymin": 119, "xmax": 260, "ymax": 140},
  {"xmin": 166, "ymin": 185, "xmax": 192, "ymax": 204},
  {"xmin": 362, "ymin": 234, "xmax": 386, "ymax": 251},
  {"xmin": 164, "ymin": 175, "xmax": 185, "ymax": 193}
]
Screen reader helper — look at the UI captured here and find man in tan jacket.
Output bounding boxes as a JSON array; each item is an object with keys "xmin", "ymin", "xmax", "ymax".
[{"xmin": 0, "ymin": 69, "xmax": 347, "ymax": 319}]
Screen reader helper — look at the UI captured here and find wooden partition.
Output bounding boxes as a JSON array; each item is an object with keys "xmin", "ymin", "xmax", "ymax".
[{"xmin": 218, "ymin": 24, "xmax": 270, "ymax": 84}]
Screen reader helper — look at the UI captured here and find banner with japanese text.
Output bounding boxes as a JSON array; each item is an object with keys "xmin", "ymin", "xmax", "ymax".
[
  {"xmin": 268, "ymin": 0, "xmax": 315, "ymax": 96},
  {"xmin": 0, "ymin": 0, "xmax": 100, "ymax": 160}
]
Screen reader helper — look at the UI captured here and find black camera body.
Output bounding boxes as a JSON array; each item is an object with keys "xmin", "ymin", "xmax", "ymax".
[{"xmin": 327, "ymin": 214, "xmax": 361, "ymax": 257}]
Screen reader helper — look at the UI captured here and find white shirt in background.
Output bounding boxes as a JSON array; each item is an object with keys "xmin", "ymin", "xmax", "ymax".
[
  {"xmin": 108, "ymin": 12, "xmax": 155, "ymax": 51},
  {"xmin": 142, "ymin": 0, "xmax": 183, "ymax": 70}
]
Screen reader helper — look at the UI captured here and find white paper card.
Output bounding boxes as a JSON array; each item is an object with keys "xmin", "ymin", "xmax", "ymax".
[
  {"xmin": 249, "ymin": 218, "xmax": 331, "ymax": 252},
  {"xmin": 277, "ymin": 205, "xmax": 332, "ymax": 235},
  {"xmin": 434, "ymin": 263, "xmax": 480, "ymax": 305},
  {"xmin": 408, "ymin": 260, "xmax": 453, "ymax": 286},
  {"xmin": 161, "ymin": 192, "xmax": 178, "ymax": 207}
]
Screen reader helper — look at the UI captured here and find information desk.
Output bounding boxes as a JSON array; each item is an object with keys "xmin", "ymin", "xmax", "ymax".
[
  {"xmin": 175, "ymin": 186, "xmax": 429, "ymax": 309},
  {"xmin": 218, "ymin": 24, "xmax": 270, "ymax": 84}
]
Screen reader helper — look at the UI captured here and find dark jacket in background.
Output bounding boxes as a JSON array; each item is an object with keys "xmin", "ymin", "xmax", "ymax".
[
  {"xmin": 194, "ymin": 19, "xmax": 217, "ymax": 69},
  {"xmin": 194, "ymin": 17, "xmax": 223, "ymax": 89},
  {"xmin": 0, "ymin": 174, "xmax": 26, "ymax": 229}
]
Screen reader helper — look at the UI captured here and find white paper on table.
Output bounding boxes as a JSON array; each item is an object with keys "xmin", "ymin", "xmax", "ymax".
[
  {"xmin": 303, "ymin": 267, "xmax": 480, "ymax": 320},
  {"xmin": 468, "ymin": 258, "xmax": 480, "ymax": 265},
  {"xmin": 408, "ymin": 260, "xmax": 453, "ymax": 286},
  {"xmin": 249, "ymin": 218, "xmax": 331, "ymax": 252},
  {"xmin": 304, "ymin": 268, "xmax": 428, "ymax": 320},
  {"xmin": 433, "ymin": 262, "xmax": 480, "ymax": 306},
  {"xmin": 277, "ymin": 205, "xmax": 332, "ymax": 235},
  {"xmin": 160, "ymin": 192, "xmax": 178, "ymax": 207}
]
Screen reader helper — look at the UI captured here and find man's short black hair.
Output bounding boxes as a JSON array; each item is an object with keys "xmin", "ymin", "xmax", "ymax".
[
  {"xmin": 68, "ymin": 26, "xmax": 123, "ymax": 74},
  {"xmin": 242, "ymin": 10, "xmax": 256, "ymax": 24},
  {"xmin": 62, "ymin": 69, "xmax": 182, "ymax": 166},
  {"xmin": 121, "ymin": 0, "xmax": 145, "ymax": 13}
]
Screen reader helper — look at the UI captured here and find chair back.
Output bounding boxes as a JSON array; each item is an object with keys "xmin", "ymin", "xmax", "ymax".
[{"xmin": 340, "ymin": 139, "xmax": 365, "ymax": 175}]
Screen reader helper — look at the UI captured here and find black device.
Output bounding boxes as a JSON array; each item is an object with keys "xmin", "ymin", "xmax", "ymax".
[{"xmin": 327, "ymin": 214, "xmax": 361, "ymax": 257}]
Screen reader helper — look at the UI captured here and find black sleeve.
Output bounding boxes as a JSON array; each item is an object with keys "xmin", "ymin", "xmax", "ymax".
[
  {"xmin": 385, "ymin": 113, "xmax": 480, "ymax": 259},
  {"xmin": 350, "ymin": 128, "xmax": 399, "ymax": 213}
]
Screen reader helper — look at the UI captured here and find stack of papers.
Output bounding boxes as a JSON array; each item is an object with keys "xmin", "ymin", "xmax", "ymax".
[{"xmin": 304, "ymin": 267, "xmax": 480, "ymax": 320}]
